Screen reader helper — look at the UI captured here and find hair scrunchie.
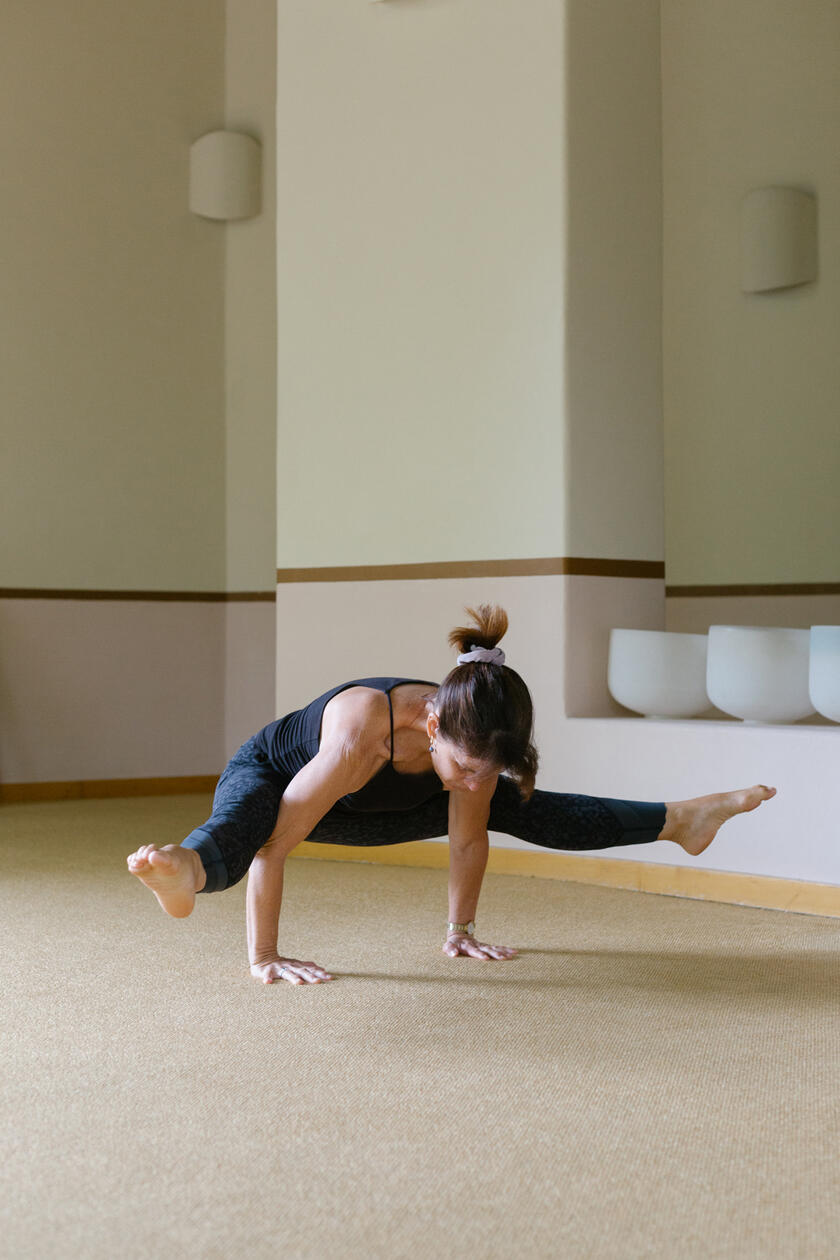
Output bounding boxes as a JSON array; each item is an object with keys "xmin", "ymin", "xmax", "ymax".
[{"xmin": 456, "ymin": 644, "xmax": 506, "ymax": 666}]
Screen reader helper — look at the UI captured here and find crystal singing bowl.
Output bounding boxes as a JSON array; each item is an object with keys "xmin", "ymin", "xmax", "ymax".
[
  {"xmin": 607, "ymin": 629, "xmax": 710, "ymax": 718},
  {"xmin": 706, "ymin": 625, "xmax": 814, "ymax": 723},
  {"xmin": 809, "ymin": 626, "xmax": 840, "ymax": 723}
]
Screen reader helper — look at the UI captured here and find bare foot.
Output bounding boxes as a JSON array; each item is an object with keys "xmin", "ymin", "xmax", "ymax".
[
  {"xmin": 126, "ymin": 844, "xmax": 206, "ymax": 918},
  {"xmin": 660, "ymin": 784, "xmax": 777, "ymax": 857}
]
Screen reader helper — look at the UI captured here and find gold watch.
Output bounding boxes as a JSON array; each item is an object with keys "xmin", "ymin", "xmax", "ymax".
[{"xmin": 447, "ymin": 920, "xmax": 475, "ymax": 935}]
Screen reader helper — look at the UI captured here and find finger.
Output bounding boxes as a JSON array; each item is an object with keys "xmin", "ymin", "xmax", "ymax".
[
  {"xmin": 467, "ymin": 946, "xmax": 490, "ymax": 960},
  {"xmin": 297, "ymin": 963, "xmax": 333, "ymax": 981},
  {"xmin": 266, "ymin": 964, "xmax": 299, "ymax": 985}
]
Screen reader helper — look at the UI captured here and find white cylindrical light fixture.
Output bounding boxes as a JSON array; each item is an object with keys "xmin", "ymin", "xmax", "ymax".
[
  {"xmin": 189, "ymin": 131, "xmax": 262, "ymax": 221},
  {"xmin": 741, "ymin": 187, "xmax": 817, "ymax": 294}
]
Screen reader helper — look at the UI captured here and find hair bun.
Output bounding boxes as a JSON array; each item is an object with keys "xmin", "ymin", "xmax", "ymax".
[{"xmin": 447, "ymin": 604, "xmax": 508, "ymax": 655}]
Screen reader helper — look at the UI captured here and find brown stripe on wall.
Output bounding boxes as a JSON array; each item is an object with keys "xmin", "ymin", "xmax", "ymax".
[
  {"xmin": 667, "ymin": 582, "xmax": 840, "ymax": 598},
  {"xmin": 0, "ymin": 589, "xmax": 276, "ymax": 602},
  {"xmin": 0, "ymin": 776, "xmax": 219, "ymax": 804},
  {"xmin": 276, "ymin": 557, "xmax": 665, "ymax": 583}
]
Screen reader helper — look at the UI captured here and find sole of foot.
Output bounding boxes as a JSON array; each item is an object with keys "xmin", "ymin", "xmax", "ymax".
[
  {"xmin": 668, "ymin": 784, "xmax": 777, "ymax": 857},
  {"xmin": 126, "ymin": 844, "xmax": 200, "ymax": 918}
]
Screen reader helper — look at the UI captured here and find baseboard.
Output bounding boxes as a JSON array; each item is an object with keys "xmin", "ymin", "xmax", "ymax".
[
  {"xmin": 295, "ymin": 840, "xmax": 840, "ymax": 919},
  {"xmin": 0, "ymin": 776, "xmax": 219, "ymax": 804}
]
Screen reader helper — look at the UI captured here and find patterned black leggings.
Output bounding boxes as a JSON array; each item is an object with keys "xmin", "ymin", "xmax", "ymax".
[{"xmin": 182, "ymin": 736, "xmax": 667, "ymax": 894}]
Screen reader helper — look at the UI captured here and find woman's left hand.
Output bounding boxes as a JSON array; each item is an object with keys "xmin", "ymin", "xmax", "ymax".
[{"xmin": 442, "ymin": 933, "xmax": 518, "ymax": 961}]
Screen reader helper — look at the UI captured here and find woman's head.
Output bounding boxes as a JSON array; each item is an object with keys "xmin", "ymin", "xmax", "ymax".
[{"xmin": 429, "ymin": 605, "xmax": 538, "ymax": 799}]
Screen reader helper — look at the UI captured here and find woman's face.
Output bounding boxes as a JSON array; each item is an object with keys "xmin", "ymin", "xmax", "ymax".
[{"xmin": 427, "ymin": 715, "xmax": 500, "ymax": 792}]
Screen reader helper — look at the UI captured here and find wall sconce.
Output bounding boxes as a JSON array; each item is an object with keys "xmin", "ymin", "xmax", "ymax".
[
  {"xmin": 189, "ymin": 131, "xmax": 262, "ymax": 221},
  {"xmin": 741, "ymin": 186, "xmax": 817, "ymax": 294}
]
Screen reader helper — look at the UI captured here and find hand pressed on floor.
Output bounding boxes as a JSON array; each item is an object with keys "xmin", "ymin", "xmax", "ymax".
[
  {"xmin": 250, "ymin": 956, "xmax": 334, "ymax": 985},
  {"xmin": 442, "ymin": 933, "xmax": 518, "ymax": 961}
]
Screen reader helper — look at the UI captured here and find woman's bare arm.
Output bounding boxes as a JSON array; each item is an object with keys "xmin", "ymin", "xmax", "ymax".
[
  {"xmin": 247, "ymin": 697, "xmax": 386, "ymax": 983},
  {"xmin": 444, "ymin": 779, "xmax": 518, "ymax": 962}
]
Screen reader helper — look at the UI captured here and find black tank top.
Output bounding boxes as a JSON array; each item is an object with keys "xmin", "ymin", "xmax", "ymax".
[{"xmin": 252, "ymin": 677, "xmax": 444, "ymax": 813}]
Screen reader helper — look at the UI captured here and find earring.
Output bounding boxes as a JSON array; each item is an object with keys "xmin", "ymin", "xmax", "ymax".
[{"xmin": 429, "ymin": 740, "xmax": 436, "ymax": 752}]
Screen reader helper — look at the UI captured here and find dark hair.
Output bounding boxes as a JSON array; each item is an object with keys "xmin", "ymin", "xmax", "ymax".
[{"xmin": 435, "ymin": 604, "xmax": 538, "ymax": 799}]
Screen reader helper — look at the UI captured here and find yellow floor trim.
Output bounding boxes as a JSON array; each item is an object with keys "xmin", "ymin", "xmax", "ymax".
[
  {"xmin": 0, "ymin": 776, "xmax": 219, "ymax": 804},
  {"xmin": 296, "ymin": 840, "xmax": 840, "ymax": 919}
]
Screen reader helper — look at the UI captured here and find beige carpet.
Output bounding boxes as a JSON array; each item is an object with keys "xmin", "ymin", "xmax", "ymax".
[{"xmin": 2, "ymin": 795, "xmax": 838, "ymax": 1259}]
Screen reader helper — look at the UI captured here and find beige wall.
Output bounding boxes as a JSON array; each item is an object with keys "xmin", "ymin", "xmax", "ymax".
[
  {"xmin": 223, "ymin": 0, "xmax": 277, "ymax": 750},
  {"xmin": 564, "ymin": 0, "xmax": 663, "ymax": 564},
  {"xmin": 662, "ymin": 0, "xmax": 840, "ymax": 586},
  {"xmin": 1, "ymin": 0, "xmax": 277, "ymax": 783},
  {"xmin": 0, "ymin": 0, "xmax": 227, "ymax": 594},
  {"xmin": 0, "ymin": 598, "xmax": 225, "ymax": 782},
  {"xmin": 225, "ymin": 0, "xmax": 277, "ymax": 595},
  {"xmin": 274, "ymin": 0, "xmax": 664, "ymax": 729},
  {"xmin": 276, "ymin": 0, "xmax": 568, "ymax": 569},
  {"xmin": 0, "ymin": 0, "xmax": 277, "ymax": 599}
]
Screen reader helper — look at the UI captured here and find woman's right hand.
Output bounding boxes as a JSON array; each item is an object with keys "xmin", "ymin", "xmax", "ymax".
[{"xmin": 249, "ymin": 956, "xmax": 334, "ymax": 985}]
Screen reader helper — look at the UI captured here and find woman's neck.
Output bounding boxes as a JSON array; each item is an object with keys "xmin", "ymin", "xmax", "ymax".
[{"xmin": 390, "ymin": 686, "xmax": 438, "ymax": 768}]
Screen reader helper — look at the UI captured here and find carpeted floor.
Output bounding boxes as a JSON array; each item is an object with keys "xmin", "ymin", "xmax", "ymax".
[{"xmin": 2, "ymin": 795, "xmax": 838, "ymax": 1259}]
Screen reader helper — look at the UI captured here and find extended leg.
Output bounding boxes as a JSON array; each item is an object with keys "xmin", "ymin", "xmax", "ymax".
[
  {"xmin": 306, "ymin": 781, "xmax": 664, "ymax": 851},
  {"xmin": 487, "ymin": 777, "xmax": 666, "ymax": 850},
  {"xmin": 306, "ymin": 782, "xmax": 664, "ymax": 851},
  {"xmin": 486, "ymin": 777, "xmax": 776, "ymax": 855}
]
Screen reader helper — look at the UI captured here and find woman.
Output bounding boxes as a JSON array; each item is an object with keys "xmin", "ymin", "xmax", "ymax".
[{"xmin": 127, "ymin": 605, "xmax": 776, "ymax": 986}]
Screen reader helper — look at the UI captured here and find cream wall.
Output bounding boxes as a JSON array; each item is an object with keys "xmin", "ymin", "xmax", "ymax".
[
  {"xmin": 0, "ymin": 0, "xmax": 227, "ymax": 593},
  {"xmin": 662, "ymin": 0, "xmax": 840, "ymax": 586},
  {"xmin": 225, "ymin": 0, "xmax": 277, "ymax": 595},
  {"xmin": 275, "ymin": 0, "xmax": 664, "ymax": 722},
  {"xmin": 223, "ymin": 0, "xmax": 278, "ymax": 752},
  {"xmin": 561, "ymin": 0, "xmax": 664, "ymax": 714},
  {"xmin": 273, "ymin": 3, "xmax": 837, "ymax": 888},
  {"xmin": 276, "ymin": 0, "xmax": 568, "ymax": 569},
  {"xmin": 564, "ymin": 0, "xmax": 663, "ymax": 563},
  {"xmin": 0, "ymin": 598, "xmax": 225, "ymax": 782},
  {"xmin": 1, "ymin": 0, "xmax": 277, "ymax": 783},
  {"xmin": 0, "ymin": 0, "xmax": 278, "ymax": 602}
]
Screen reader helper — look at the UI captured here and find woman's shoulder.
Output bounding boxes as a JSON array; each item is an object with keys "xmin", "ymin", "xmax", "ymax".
[{"xmin": 320, "ymin": 684, "xmax": 390, "ymax": 748}]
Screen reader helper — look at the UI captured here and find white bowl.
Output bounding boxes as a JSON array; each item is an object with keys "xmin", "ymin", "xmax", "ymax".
[
  {"xmin": 809, "ymin": 626, "xmax": 840, "ymax": 723},
  {"xmin": 706, "ymin": 625, "xmax": 814, "ymax": 723},
  {"xmin": 607, "ymin": 629, "xmax": 710, "ymax": 718}
]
